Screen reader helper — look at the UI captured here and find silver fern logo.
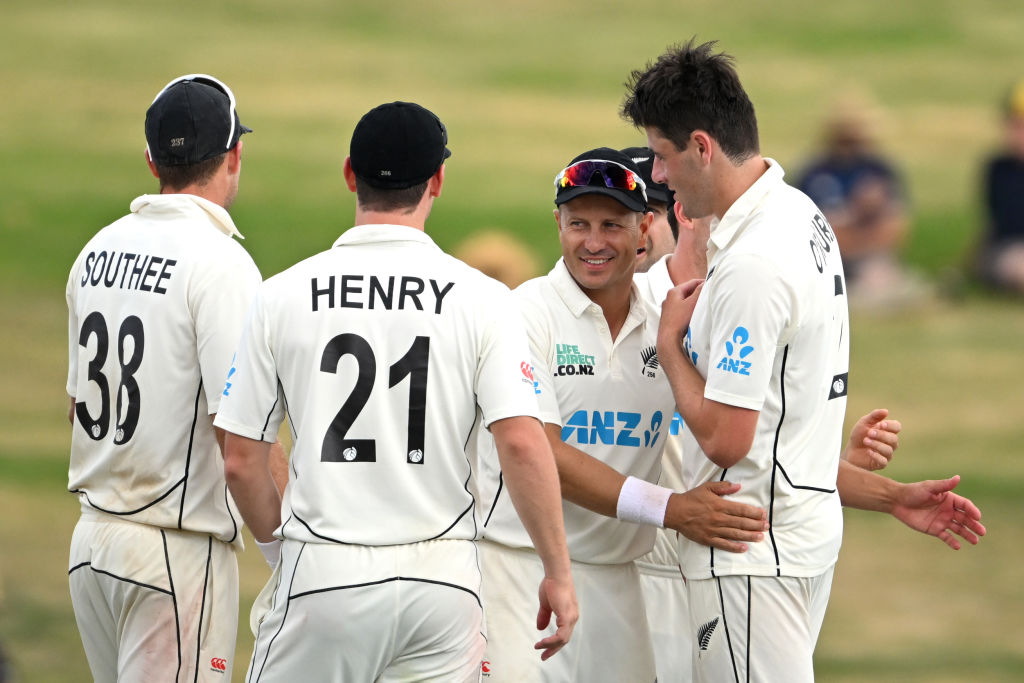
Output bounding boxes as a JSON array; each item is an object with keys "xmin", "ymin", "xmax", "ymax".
[
  {"xmin": 698, "ymin": 617, "xmax": 719, "ymax": 651},
  {"xmin": 640, "ymin": 346, "xmax": 659, "ymax": 377}
]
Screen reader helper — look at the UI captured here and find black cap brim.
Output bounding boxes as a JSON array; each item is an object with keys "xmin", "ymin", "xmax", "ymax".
[{"xmin": 555, "ymin": 185, "xmax": 647, "ymax": 212}]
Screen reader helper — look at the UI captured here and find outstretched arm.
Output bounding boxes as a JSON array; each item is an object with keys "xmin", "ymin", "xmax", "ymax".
[
  {"xmin": 837, "ymin": 462, "xmax": 985, "ymax": 550},
  {"xmin": 842, "ymin": 408, "xmax": 901, "ymax": 471},
  {"xmin": 545, "ymin": 423, "xmax": 766, "ymax": 553},
  {"xmin": 491, "ymin": 416, "xmax": 578, "ymax": 661}
]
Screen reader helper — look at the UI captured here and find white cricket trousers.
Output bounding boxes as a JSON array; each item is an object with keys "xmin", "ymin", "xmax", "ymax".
[
  {"xmin": 68, "ymin": 509, "xmax": 239, "ymax": 682},
  {"xmin": 245, "ymin": 538, "xmax": 485, "ymax": 683}
]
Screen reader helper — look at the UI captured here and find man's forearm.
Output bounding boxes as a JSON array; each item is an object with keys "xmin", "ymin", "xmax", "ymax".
[
  {"xmin": 223, "ymin": 432, "xmax": 283, "ymax": 542},
  {"xmin": 545, "ymin": 423, "xmax": 627, "ymax": 519},
  {"xmin": 491, "ymin": 417, "xmax": 572, "ymax": 577},
  {"xmin": 836, "ymin": 459, "xmax": 901, "ymax": 513}
]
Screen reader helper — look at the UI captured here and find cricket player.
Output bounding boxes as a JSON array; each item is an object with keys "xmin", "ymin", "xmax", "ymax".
[
  {"xmin": 623, "ymin": 39, "xmax": 987, "ymax": 681},
  {"xmin": 215, "ymin": 101, "xmax": 576, "ymax": 682},
  {"xmin": 478, "ymin": 147, "xmax": 771, "ymax": 682},
  {"xmin": 65, "ymin": 74, "xmax": 277, "ymax": 681}
]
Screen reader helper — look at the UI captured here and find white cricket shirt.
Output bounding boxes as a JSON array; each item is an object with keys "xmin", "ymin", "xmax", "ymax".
[
  {"xmin": 481, "ymin": 259, "xmax": 674, "ymax": 565},
  {"xmin": 66, "ymin": 194, "xmax": 262, "ymax": 545},
  {"xmin": 678, "ymin": 160, "xmax": 849, "ymax": 579},
  {"xmin": 214, "ymin": 224, "xmax": 540, "ymax": 546}
]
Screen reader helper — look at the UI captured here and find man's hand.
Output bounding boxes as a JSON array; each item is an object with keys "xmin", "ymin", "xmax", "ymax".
[
  {"xmin": 664, "ymin": 481, "xmax": 767, "ymax": 553},
  {"xmin": 892, "ymin": 475, "xmax": 986, "ymax": 550},
  {"xmin": 533, "ymin": 575, "xmax": 579, "ymax": 661},
  {"xmin": 657, "ymin": 279, "xmax": 704, "ymax": 352},
  {"xmin": 843, "ymin": 408, "xmax": 901, "ymax": 471}
]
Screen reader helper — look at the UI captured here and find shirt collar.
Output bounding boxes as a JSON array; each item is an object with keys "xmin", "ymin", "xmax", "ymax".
[
  {"xmin": 707, "ymin": 158, "xmax": 785, "ymax": 261},
  {"xmin": 129, "ymin": 194, "xmax": 243, "ymax": 238},
  {"xmin": 548, "ymin": 257, "xmax": 641, "ymax": 321},
  {"xmin": 332, "ymin": 224, "xmax": 439, "ymax": 250}
]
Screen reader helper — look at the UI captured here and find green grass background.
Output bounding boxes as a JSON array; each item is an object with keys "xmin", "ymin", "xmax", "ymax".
[{"xmin": 2, "ymin": 1, "xmax": 1022, "ymax": 680}]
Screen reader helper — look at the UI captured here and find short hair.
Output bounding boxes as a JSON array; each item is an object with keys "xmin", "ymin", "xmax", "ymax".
[
  {"xmin": 355, "ymin": 180, "xmax": 429, "ymax": 213},
  {"xmin": 622, "ymin": 39, "xmax": 760, "ymax": 163},
  {"xmin": 155, "ymin": 153, "xmax": 226, "ymax": 192},
  {"xmin": 663, "ymin": 201, "xmax": 680, "ymax": 241}
]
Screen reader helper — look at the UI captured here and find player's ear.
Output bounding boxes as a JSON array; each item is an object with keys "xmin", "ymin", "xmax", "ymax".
[
  {"xmin": 637, "ymin": 210, "xmax": 652, "ymax": 246},
  {"xmin": 552, "ymin": 206, "xmax": 563, "ymax": 232},
  {"xmin": 145, "ymin": 148, "xmax": 160, "ymax": 179},
  {"xmin": 342, "ymin": 157, "xmax": 358, "ymax": 193},
  {"xmin": 226, "ymin": 140, "xmax": 243, "ymax": 175},
  {"xmin": 674, "ymin": 201, "xmax": 694, "ymax": 232},
  {"xmin": 428, "ymin": 164, "xmax": 444, "ymax": 199}
]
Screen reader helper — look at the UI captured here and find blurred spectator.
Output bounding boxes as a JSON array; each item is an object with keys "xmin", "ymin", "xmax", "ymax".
[
  {"xmin": 453, "ymin": 229, "xmax": 541, "ymax": 288},
  {"xmin": 976, "ymin": 79, "xmax": 1024, "ymax": 294},
  {"xmin": 797, "ymin": 93, "xmax": 926, "ymax": 307}
]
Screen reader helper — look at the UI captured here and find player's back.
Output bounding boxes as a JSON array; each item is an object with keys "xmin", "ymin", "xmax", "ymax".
[
  {"xmin": 65, "ymin": 194, "xmax": 261, "ymax": 543},
  {"xmin": 241, "ymin": 224, "xmax": 530, "ymax": 547}
]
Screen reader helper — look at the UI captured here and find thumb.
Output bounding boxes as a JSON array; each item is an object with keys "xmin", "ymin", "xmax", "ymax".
[
  {"xmin": 925, "ymin": 474, "xmax": 960, "ymax": 497},
  {"xmin": 707, "ymin": 480, "xmax": 741, "ymax": 496}
]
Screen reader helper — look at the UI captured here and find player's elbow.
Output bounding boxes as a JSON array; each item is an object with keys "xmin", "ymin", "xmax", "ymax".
[{"xmin": 700, "ymin": 432, "xmax": 754, "ymax": 469}]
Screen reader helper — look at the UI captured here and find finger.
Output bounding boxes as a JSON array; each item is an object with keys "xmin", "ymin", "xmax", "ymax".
[
  {"xmin": 952, "ymin": 494, "xmax": 983, "ymax": 521},
  {"xmin": 950, "ymin": 522, "xmax": 981, "ymax": 546},
  {"xmin": 715, "ymin": 513, "xmax": 770, "ymax": 532},
  {"xmin": 863, "ymin": 408, "xmax": 889, "ymax": 425},
  {"xmin": 716, "ymin": 501, "xmax": 768, "ymax": 522},
  {"xmin": 868, "ymin": 432, "xmax": 901, "ymax": 454},
  {"xmin": 713, "ymin": 526, "xmax": 765, "ymax": 543},
  {"xmin": 936, "ymin": 529, "xmax": 962, "ymax": 551},
  {"xmin": 863, "ymin": 439, "xmax": 894, "ymax": 460},
  {"xmin": 868, "ymin": 452, "xmax": 889, "ymax": 471},
  {"xmin": 706, "ymin": 480, "xmax": 742, "ymax": 496},
  {"xmin": 536, "ymin": 604, "xmax": 552, "ymax": 631},
  {"xmin": 534, "ymin": 633, "xmax": 567, "ymax": 660},
  {"xmin": 926, "ymin": 475, "xmax": 960, "ymax": 496},
  {"xmin": 708, "ymin": 537, "xmax": 750, "ymax": 553}
]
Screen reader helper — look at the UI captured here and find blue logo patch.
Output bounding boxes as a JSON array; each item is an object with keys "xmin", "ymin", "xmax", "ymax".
[
  {"xmin": 684, "ymin": 327, "xmax": 698, "ymax": 366},
  {"xmin": 716, "ymin": 326, "xmax": 754, "ymax": 376},
  {"xmin": 222, "ymin": 354, "xmax": 237, "ymax": 396}
]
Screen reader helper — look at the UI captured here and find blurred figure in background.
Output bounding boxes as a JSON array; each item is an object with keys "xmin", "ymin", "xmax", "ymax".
[
  {"xmin": 976, "ymin": 78, "xmax": 1024, "ymax": 294},
  {"xmin": 797, "ymin": 93, "xmax": 925, "ymax": 307},
  {"xmin": 453, "ymin": 229, "xmax": 540, "ymax": 288},
  {"xmin": 621, "ymin": 146, "xmax": 676, "ymax": 273}
]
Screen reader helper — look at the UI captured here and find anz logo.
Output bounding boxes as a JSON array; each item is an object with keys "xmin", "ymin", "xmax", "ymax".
[
  {"xmin": 716, "ymin": 326, "xmax": 754, "ymax": 376},
  {"xmin": 561, "ymin": 410, "xmax": 664, "ymax": 448}
]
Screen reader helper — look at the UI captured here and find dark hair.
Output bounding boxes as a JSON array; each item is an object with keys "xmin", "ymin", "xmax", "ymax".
[
  {"xmin": 155, "ymin": 153, "xmax": 226, "ymax": 192},
  {"xmin": 622, "ymin": 39, "xmax": 760, "ymax": 163},
  {"xmin": 355, "ymin": 180, "xmax": 429, "ymax": 213},
  {"xmin": 663, "ymin": 201, "xmax": 680, "ymax": 241}
]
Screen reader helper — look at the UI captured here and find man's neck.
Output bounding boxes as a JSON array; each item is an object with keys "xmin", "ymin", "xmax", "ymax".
[
  {"xmin": 352, "ymin": 208, "xmax": 427, "ymax": 232},
  {"xmin": 714, "ymin": 155, "xmax": 769, "ymax": 220},
  {"xmin": 581, "ymin": 281, "xmax": 633, "ymax": 341}
]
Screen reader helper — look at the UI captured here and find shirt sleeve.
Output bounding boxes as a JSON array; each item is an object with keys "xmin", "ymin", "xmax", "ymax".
[
  {"xmin": 474, "ymin": 288, "xmax": 542, "ymax": 428},
  {"xmin": 189, "ymin": 247, "xmax": 263, "ymax": 415},
  {"xmin": 518, "ymin": 296, "xmax": 562, "ymax": 426},
  {"xmin": 213, "ymin": 287, "xmax": 286, "ymax": 442},
  {"xmin": 703, "ymin": 253, "xmax": 797, "ymax": 411}
]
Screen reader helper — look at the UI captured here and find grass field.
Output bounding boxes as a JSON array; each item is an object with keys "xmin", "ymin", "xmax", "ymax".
[{"xmin": 2, "ymin": 1, "xmax": 1023, "ymax": 680}]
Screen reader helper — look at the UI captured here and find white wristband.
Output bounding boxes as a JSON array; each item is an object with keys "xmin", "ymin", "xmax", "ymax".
[
  {"xmin": 616, "ymin": 476, "xmax": 672, "ymax": 528},
  {"xmin": 256, "ymin": 538, "xmax": 282, "ymax": 569}
]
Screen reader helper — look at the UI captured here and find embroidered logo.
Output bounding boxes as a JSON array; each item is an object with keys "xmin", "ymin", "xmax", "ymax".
[
  {"xmin": 716, "ymin": 326, "xmax": 754, "ymax": 375},
  {"xmin": 698, "ymin": 617, "xmax": 719, "ymax": 651},
  {"xmin": 640, "ymin": 345, "xmax": 659, "ymax": 377},
  {"xmin": 521, "ymin": 361, "xmax": 540, "ymax": 394},
  {"xmin": 210, "ymin": 657, "xmax": 228, "ymax": 673}
]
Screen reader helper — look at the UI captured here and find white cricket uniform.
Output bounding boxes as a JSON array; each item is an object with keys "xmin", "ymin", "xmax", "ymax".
[
  {"xmin": 65, "ymin": 193, "xmax": 262, "ymax": 682},
  {"xmin": 214, "ymin": 224, "xmax": 541, "ymax": 682},
  {"xmin": 677, "ymin": 160, "xmax": 849, "ymax": 682},
  {"xmin": 479, "ymin": 258, "xmax": 672, "ymax": 682},
  {"xmin": 633, "ymin": 256, "xmax": 694, "ymax": 683}
]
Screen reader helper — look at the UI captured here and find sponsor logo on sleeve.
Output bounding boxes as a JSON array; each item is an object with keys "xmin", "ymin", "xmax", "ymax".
[
  {"xmin": 683, "ymin": 327, "xmax": 699, "ymax": 366},
  {"xmin": 716, "ymin": 326, "xmax": 754, "ymax": 376},
  {"xmin": 222, "ymin": 354, "xmax": 237, "ymax": 397},
  {"xmin": 521, "ymin": 361, "xmax": 540, "ymax": 394}
]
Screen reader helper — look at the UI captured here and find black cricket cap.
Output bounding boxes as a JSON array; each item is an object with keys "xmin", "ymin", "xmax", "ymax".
[
  {"xmin": 350, "ymin": 101, "xmax": 452, "ymax": 189},
  {"xmin": 620, "ymin": 146, "xmax": 673, "ymax": 206},
  {"xmin": 145, "ymin": 74, "xmax": 251, "ymax": 167},
  {"xmin": 554, "ymin": 147, "xmax": 648, "ymax": 213}
]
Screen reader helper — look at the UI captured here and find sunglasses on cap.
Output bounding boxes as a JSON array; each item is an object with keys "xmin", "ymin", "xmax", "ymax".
[
  {"xmin": 151, "ymin": 73, "xmax": 240, "ymax": 150},
  {"xmin": 554, "ymin": 159, "xmax": 648, "ymax": 196}
]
